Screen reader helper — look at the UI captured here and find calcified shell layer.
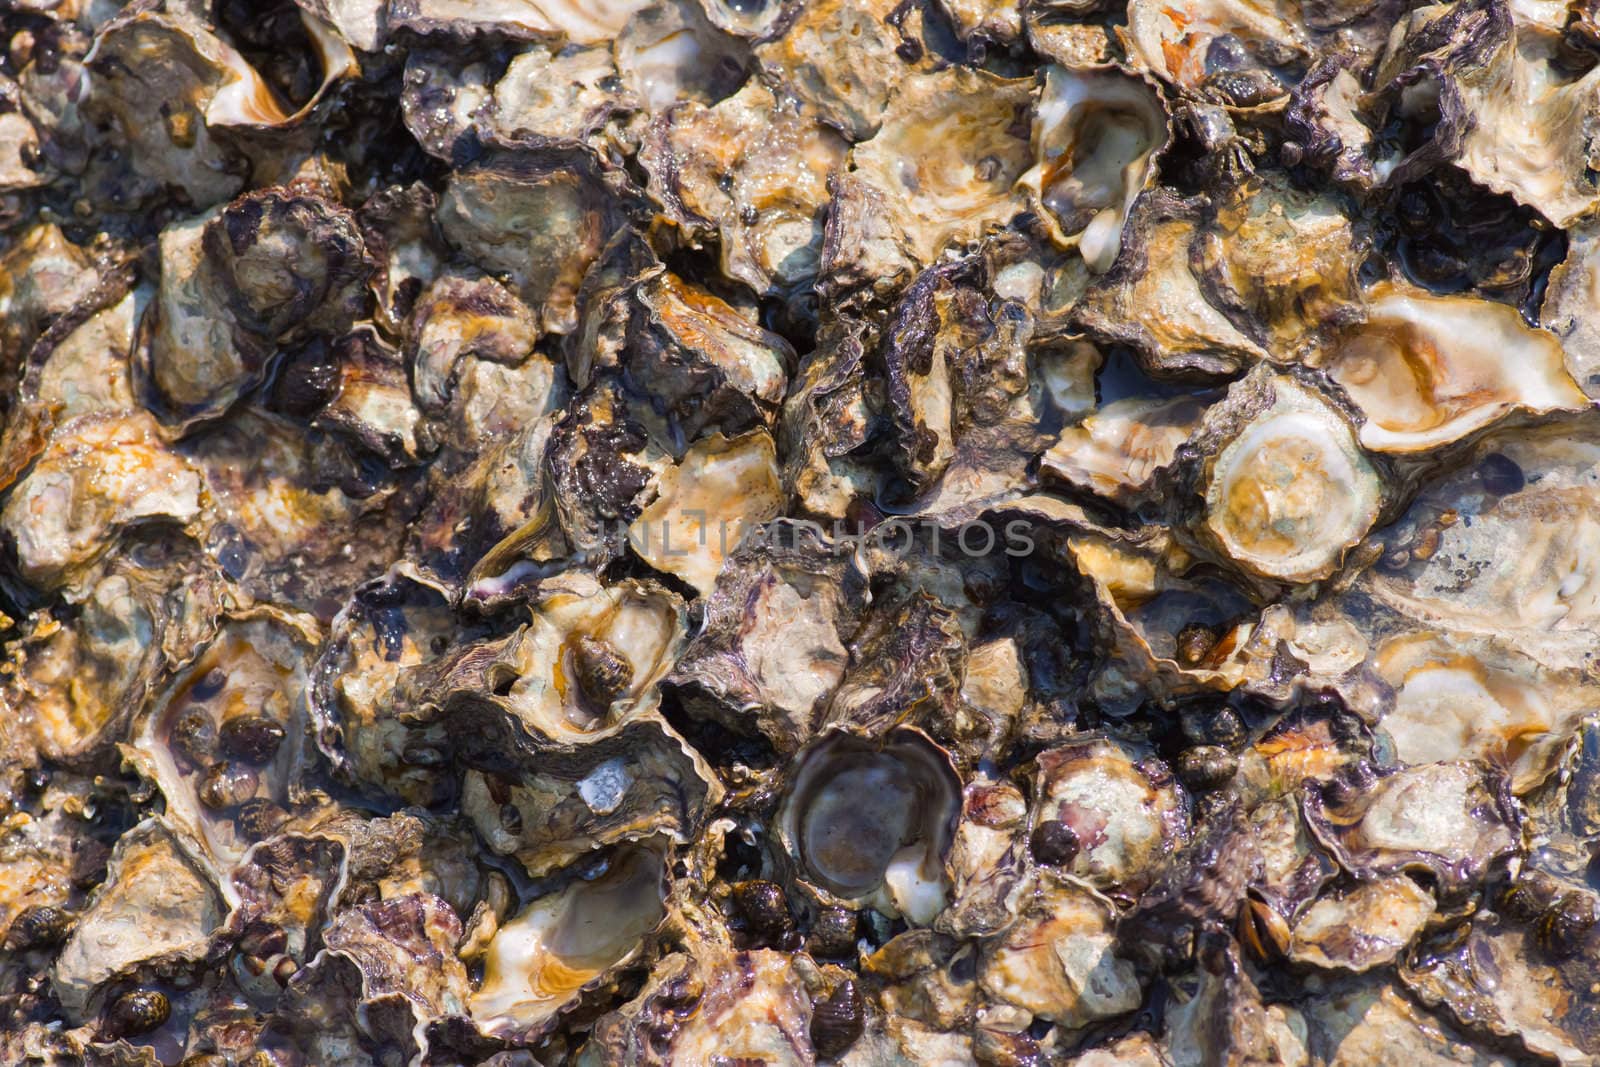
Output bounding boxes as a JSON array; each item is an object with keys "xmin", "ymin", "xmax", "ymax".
[{"xmin": 1, "ymin": 0, "xmax": 1599, "ymax": 1064}]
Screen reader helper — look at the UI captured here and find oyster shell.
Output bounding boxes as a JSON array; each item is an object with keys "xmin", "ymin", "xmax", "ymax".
[
  {"xmin": 82, "ymin": 5, "xmax": 353, "ymax": 208},
  {"xmin": 1074, "ymin": 193, "xmax": 1268, "ymax": 377},
  {"xmin": 140, "ymin": 207, "xmax": 261, "ymax": 426},
  {"xmin": 1125, "ymin": 0, "xmax": 1310, "ymax": 101},
  {"xmin": 406, "ymin": 270, "xmax": 538, "ymax": 415},
  {"xmin": 3, "ymin": 537, "xmax": 222, "ymax": 762},
  {"xmin": 473, "ymin": 572, "xmax": 685, "ymax": 743},
  {"xmin": 470, "ymin": 842, "xmax": 668, "ymax": 1040},
  {"xmin": 847, "ymin": 67, "xmax": 1036, "ymax": 266},
  {"xmin": 303, "ymin": 892, "xmax": 472, "ymax": 1061},
  {"xmin": 579, "ymin": 940, "xmax": 822, "ymax": 1064},
  {"xmin": 51, "ymin": 818, "xmax": 225, "ymax": 1020},
  {"xmin": 388, "ymin": 0, "xmax": 655, "ymax": 44},
  {"xmin": 1284, "ymin": 874, "xmax": 1435, "ymax": 971},
  {"xmin": 1358, "ymin": 419, "xmax": 1600, "ymax": 639},
  {"xmin": 775, "ymin": 727, "xmax": 962, "ymax": 924},
  {"xmin": 185, "ymin": 408, "xmax": 415, "ymax": 616},
  {"xmin": 669, "ymin": 522, "xmax": 868, "ymax": 752},
  {"xmin": 629, "ymin": 429, "xmax": 784, "ymax": 594},
  {"xmin": 755, "ymin": 0, "xmax": 908, "ymax": 140},
  {"xmin": 130, "ymin": 611, "xmax": 320, "ymax": 871},
  {"xmin": 1, "ymin": 412, "xmax": 203, "ymax": 590},
  {"xmin": 1542, "ymin": 213, "xmax": 1600, "ymax": 393},
  {"xmin": 978, "ymin": 872, "xmax": 1143, "ymax": 1027},
  {"xmin": 937, "ymin": 776, "xmax": 1029, "ymax": 938},
  {"xmin": 1160, "ymin": 937, "xmax": 1309, "ymax": 1065},
  {"xmin": 1028, "ymin": 737, "xmax": 1190, "ymax": 900},
  {"xmin": 458, "ymin": 717, "xmax": 720, "ymax": 876},
  {"xmin": 1321, "ymin": 283, "xmax": 1585, "ymax": 453},
  {"xmin": 1401, "ymin": 912, "xmax": 1600, "ymax": 1064},
  {"xmin": 1018, "ymin": 64, "xmax": 1170, "ymax": 271},
  {"xmin": 640, "ymin": 80, "xmax": 846, "ymax": 299},
  {"xmin": 0, "ymin": 223, "xmax": 101, "ymax": 368},
  {"xmin": 1434, "ymin": 5, "xmax": 1600, "ymax": 225},
  {"xmin": 316, "ymin": 325, "xmax": 432, "ymax": 465},
  {"xmin": 1306, "ymin": 761, "xmax": 1519, "ymax": 900},
  {"xmin": 1373, "ymin": 630, "xmax": 1590, "ymax": 791},
  {"xmin": 614, "ymin": 0, "xmax": 749, "ymax": 113},
  {"xmin": 1042, "ymin": 393, "xmax": 1212, "ymax": 505},
  {"xmin": 312, "ymin": 571, "xmax": 475, "ymax": 805},
  {"xmin": 487, "ymin": 45, "xmax": 634, "ymax": 149},
  {"xmin": 1194, "ymin": 372, "xmax": 1383, "ymax": 583},
  {"xmin": 438, "ymin": 151, "xmax": 617, "ymax": 336},
  {"xmin": 624, "ymin": 267, "xmax": 796, "ymax": 438},
  {"xmin": 1196, "ymin": 172, "xmax": 1368, "ymax": 358},
  {"xmin": 1300, "ymin": 977, "xmax": 1526, "ymax": 1065},
  {"xmin": 141, "ymin": 186, "xmax": 372, "ymax": 428}
]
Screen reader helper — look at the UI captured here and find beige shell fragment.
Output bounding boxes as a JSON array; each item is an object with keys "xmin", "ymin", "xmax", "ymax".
[
  {"xmin": 389, "ymin": 0, "xmax": 655, "ymax": 45},
  {"xmin": 1042, "ymin": 395, "xmax": 1209, "ymax": 504},
  {"xmin": 1541, "ymin": 218, "xmax": 1600, "ymax": 397},
  {"xmin": 1287, "ymin": 875, "xmax": 1435, "ymax": 971},
  {"xmin": 1374, "ymin": 630, "xmax": 1590, "ymax": 792},
  {"xmin": 1454, "ymin": 20, "xmax": 1600, "ymax": 227},
  {"xmin": 1302, "ymin": 980, "xmax": 1524, "ymax": 1066},
  {"xmin": 1125, "ymin": 0, "xmax": 1309, "ymax": 93},
  {"xmin": 1068, "ymin": 1033, "xmax": 1170, "ymax": 1067},
  {"xmin": 629, "ymin": 430, "xmax": 784, "ymax": 596},
  {"xmin": 1360, "ymin": 422, "xmax": 1600, "ymax": 638},
  {"xmin": 756, "ymin": 0, "xmax": 907, "ymax": 141}
]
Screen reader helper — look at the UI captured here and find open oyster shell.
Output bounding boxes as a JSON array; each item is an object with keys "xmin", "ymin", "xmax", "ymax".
[
  {"xmin": 81, "ymin": 5, "xmax": 355, "ymax": 209},
  {"xmin": 1320, "ymin": 283, "xmax": 1585, "ymax": 453},
  {"xmin": 459, "ymin": 717, "xmax": 720, "ymax": 877},
  {"xmin": 470, "ymin": 841, "xmax": 670, "ymax": 1041},
  {"xmin": 129, "ymin": 609, "xmax": 321, "ymax": 873},
  {"xmin": 774, "ymin": 726, "xmax": 962, "ymax": 925},
  {"xmin": 1018, "ymin": 64, "xmax": 1171, "ymax": 272}
]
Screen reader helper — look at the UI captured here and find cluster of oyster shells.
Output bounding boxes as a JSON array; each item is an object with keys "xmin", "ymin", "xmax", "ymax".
[{"xmin": 2, "ymin": 0, "xmax": 1600, "ymax": 1063}]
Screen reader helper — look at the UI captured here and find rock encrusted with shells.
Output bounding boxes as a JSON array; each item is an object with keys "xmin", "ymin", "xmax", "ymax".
[{"xmin": 0, "ymin": 0, "xmax": 1597, "ymax": 1064}]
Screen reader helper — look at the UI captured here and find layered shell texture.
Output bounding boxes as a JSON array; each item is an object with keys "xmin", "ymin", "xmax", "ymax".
[{"xmin": 0, "ymin": 0, "xmax": 1598, "ymax": 1064}]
